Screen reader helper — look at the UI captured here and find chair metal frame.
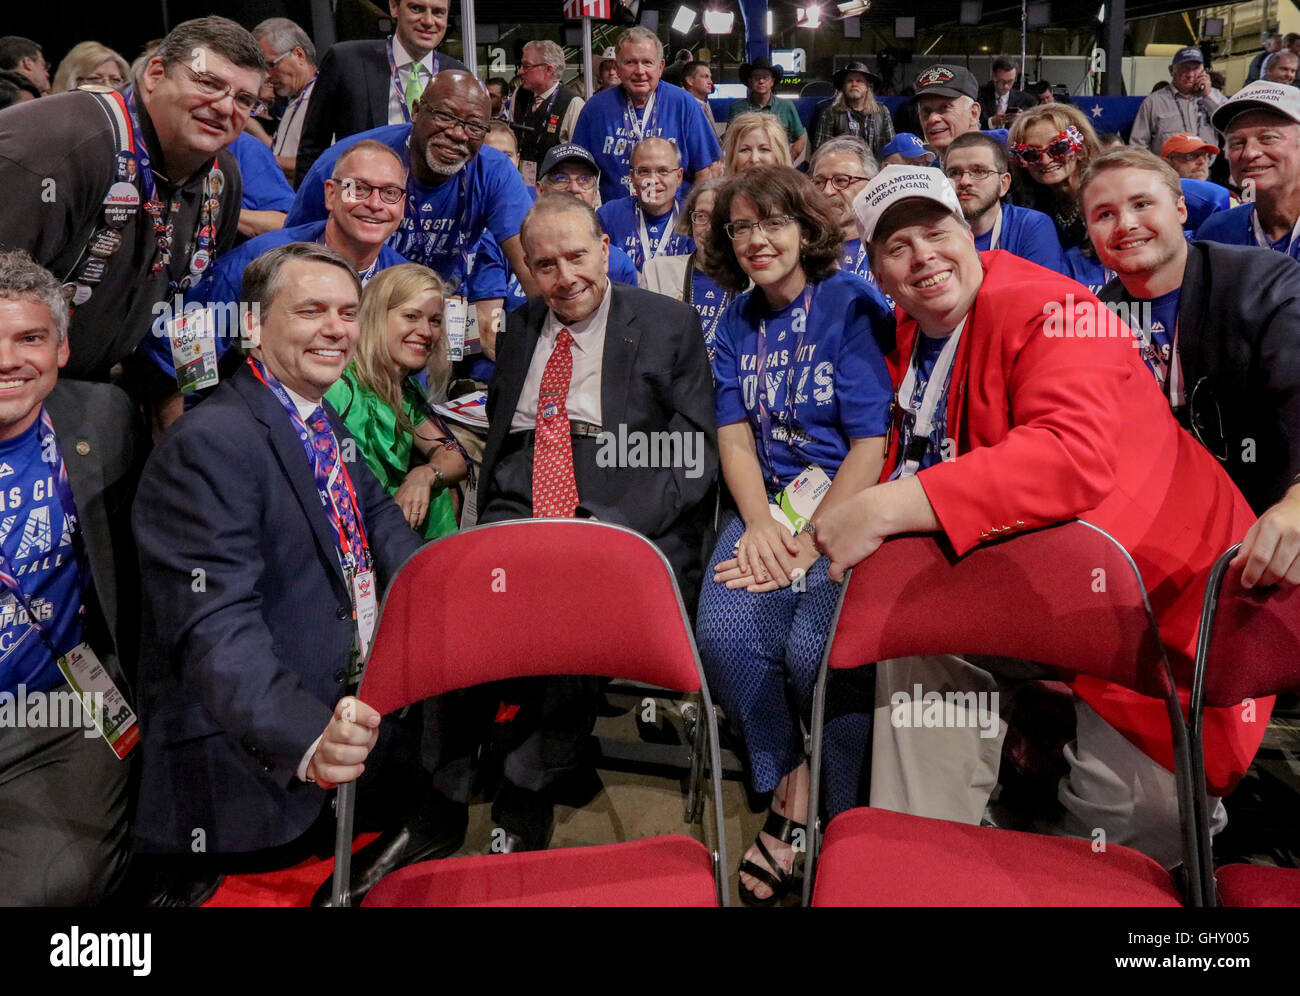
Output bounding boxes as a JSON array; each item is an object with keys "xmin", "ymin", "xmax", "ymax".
[
  {"xmin": 801, "ymin": 519, "xmax": 1203, "ymax": 906},
  {"xmin": 331, "ymin": 518, "xmax": 731, "ymax": 906}
]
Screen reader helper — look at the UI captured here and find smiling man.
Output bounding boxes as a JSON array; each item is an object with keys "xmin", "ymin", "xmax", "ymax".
[
  {"xmin": 1086, "ymin": 148, "xmax": 1300, "ymax": 587},
  {"xmin": 133, "ymin": 242, "xmax": 426, "ymax": 904},
  {"xmin": 0, "ymin": 17, "xmax": 259, "ymax": 384},
  {"xmin": 296, "ymin": 0, "xmax": 470, "ymax": 178},
  {"xmin": 596, "ymin": 137, "xmax": 694, "ymax": 271},
  {"xmin": 911, "ymin": 64, "xmax": 982, "ymax": 156},
  {"xmin": 423, "ymin": 193, "xmax": 716, "ymax": 854},
  {"xmin": 290, "ymin": 70, "xmax": 538, "ymax": 300},
  {"xmin": 572, "ymin": 26, "xmax": 723, "ymax": 205},
  {"xmin": 810, "ymin": 165, "xmax": 1266, "ymax": 865},
  {"xmin": 1195, "ymin": 82, "xmax": 1300, "ymax": 262}
]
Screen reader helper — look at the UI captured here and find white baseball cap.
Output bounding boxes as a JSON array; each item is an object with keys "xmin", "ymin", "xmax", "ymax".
[
  {"xmin": 1211, "ymin": 80, "xmax": 1300, "ymax": 133},
  {"xmin": 853, "ymin": 164, "xmax": 963, "ymax": 243}
]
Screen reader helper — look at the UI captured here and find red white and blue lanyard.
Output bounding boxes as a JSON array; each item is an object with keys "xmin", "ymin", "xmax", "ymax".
[
  {"xmin": 387, "ymin": 36, "xmax": 439, "ymax": 124},
  {"xmin": 247, "ymin": 357, "xmax": 372, "ymax": 575},
  {"xmin": 0, "ymin": 410, "xmax": 86, "ymax": 658},
  {"xmin": 754, "ymin": 286, "xmax": 813, "ymax": 487},
  {"xmin": 403, "ymin": 169, "xmax": 474, "ymax": 292}
]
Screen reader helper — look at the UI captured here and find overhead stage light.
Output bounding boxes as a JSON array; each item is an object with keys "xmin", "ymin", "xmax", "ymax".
[
  {"xmin": 703, "ymin": 9, "xmax": 735, "ymax": 32},
  {"xmin": 797, "ymin": 5, "xmax": 822, "ymax": 28},
  {"xmin": 672, "ymin": 6, "xmax": 698, "ymax": 33}
]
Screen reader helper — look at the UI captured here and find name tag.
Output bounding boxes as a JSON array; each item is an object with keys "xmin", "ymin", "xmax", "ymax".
[
  {"xmin": 444, "ymin": 294, "xmax": 468, "ymax": 362},
  {"xmin": 522, "ymin": 160, "xmax": 538, "ymax": 188},
  {"xmin": 351, "ymin": 568, "xmax": 378, "ymax": 661},
  {"xmin": 57, "ymin": 642, "xmax": 139, "ymax": 759},
  {"xmin": 166, "ymin": 310, "xmax": 219, "ymax": 394}
]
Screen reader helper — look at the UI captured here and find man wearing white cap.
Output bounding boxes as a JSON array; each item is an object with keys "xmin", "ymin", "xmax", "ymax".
[
  {"xmin": 1130, "ymin": 47, "xmax": 1225, "ymax": 157},
  {"xmin": 810, "ymin": 165, "xmax": 1265, "ymax": 866},
  {"xmin": 1195, "ymin": 81, "xmax": 1300, "ymax": 260}
]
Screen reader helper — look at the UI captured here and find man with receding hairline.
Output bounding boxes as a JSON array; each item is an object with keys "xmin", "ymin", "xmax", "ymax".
[{"xmin": 421, "ymin": 193, "xmax": 717, "ymax": 853}]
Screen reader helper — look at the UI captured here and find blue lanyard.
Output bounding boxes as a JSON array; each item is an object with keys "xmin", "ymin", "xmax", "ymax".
[
  {"xmin": 753, "ymin": 286, "xmax": 813, "ymax": 486},
  {"xmin": 387, "ymin": 36, "xmax": 439, "ymax": 124},
  {"xmin": 121, "ymin": 86, "xmax": 158, "ymax": 205},
  {"xmin": 688, "ymin": 265, "xmax": 730, "ymax": 345},
  {"xmin": 0, "ymin": 410, "xmax": 86, "ymax": 657}
]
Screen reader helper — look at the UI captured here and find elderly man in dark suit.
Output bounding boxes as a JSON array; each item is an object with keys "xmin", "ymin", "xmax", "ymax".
[
  {"xmin": 132, "ymin": 243, "xmax": 428, "ymax": 904},
  {"xmin": 296, "ymin": 0, "xmax": 469, "ymax": 179},
  {"xmin": 421, "ymin": 193, "xmax": 718, "ymax": 855},
  {"xmin": 0, "ymin": 251, "xmax": 144, "ymax": 905}
]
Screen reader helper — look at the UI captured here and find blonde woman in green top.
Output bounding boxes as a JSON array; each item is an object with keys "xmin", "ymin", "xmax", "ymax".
[{"xmin": 325, "ymin": 263, "xmax": 469, "ymax": 539}]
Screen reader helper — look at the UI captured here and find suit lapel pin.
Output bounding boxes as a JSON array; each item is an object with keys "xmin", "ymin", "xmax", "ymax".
[{"xmin": 76, "ymin": 440, "xmax": 91, "ymax": 456}]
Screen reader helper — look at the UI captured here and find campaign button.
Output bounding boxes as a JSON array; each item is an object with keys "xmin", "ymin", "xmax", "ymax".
[
  {"xmin": 189, "ymin": 248, "xmax": 211, "ymax": 275},
  {"xmin": 206, "ymin": 168, "xmax": 225, "ymax": 197},
  {"xmin": 102, "ymin": 181, "xmax": 139, "ymax": 228},
  {"xmin": 75, "ymin": 441, "xmax": 91, "ymax": 456},
  {"xmin": 80, "ymin": 259, "xmax": 106, "ymax": 284},
  {"xmin": 88, "ymin": 229, "xmax": 122, "ymax": 259}
]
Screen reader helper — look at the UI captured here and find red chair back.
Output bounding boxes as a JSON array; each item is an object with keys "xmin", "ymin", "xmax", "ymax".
[
  {"xmin": 358, "ymin": 520, "xmax": 703, "ymax": 715},
  {"xmin": 1200, "ymin": 559, "xmax": 1300, "ymax": 707},
  {"xmin": 825, "ymin": 521, "xmax": 1171, "ymax": 699}
]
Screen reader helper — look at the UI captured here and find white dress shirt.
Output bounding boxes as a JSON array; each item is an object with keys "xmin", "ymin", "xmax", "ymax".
[
  {"xmin": 511, "ymin": 280, "xmax": 612, "ymax": 430},
  {"xmin": 273, "ymin": 75, "xmax": 317, "ymax": 163},
  {"xmin": 387, "ymin": 36, "xmax": 438, "ymax": 126}
]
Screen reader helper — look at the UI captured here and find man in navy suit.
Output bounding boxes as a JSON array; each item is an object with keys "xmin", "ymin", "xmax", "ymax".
[
  {"xmin": 132, "ymin": 243, "xmax": 431, "ymax": 902},
  {"xmin": 296, "ymin": 0, "xmax": 468, "ymax": 179}
]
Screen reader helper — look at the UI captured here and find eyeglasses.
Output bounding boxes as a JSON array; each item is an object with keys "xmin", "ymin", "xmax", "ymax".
[
  {"xmin": 519, "ymin": 61, "xmax": 548, "ymax": 71},
  {"xmin": 420, "ymin": 106, "xmax": 490, "ymax": 140},
  {"xmin": 632, "ymin": 166, "xmax": 682, "ymax": 178},
  {"xmin": 77, "ymin": 73, "xmax": 126, "ymax": 88},
  {"xmin": 340, "ymin": 178, "xmax": 406, "ymax": 204},
  {"xmin": 267, "ymin": 49, "xmax": 295, "ymax": 69},
  {"xmin": 1168, "ymin": 151, "xmax": 1211, "ymax": 163},
  {"xmin": 177, "ymin": 64, "xmax": 265, "ymax": 116},
  {"xmin": 812, "ymin": 172, "xmax": 869, "ymax": 190},
  {"xmin": 1011, "ymin": 127, "xmax": 1084, "ymax": 165},
  {"xmin": 540, "ymin": 172, "xmax": 597, "ymax": 190},
  {"xmin": 690, "ymin": 210, "xmax": 712, "ymax": 225},
  {"xmin": 724, "ymin": 215, "xmax": 795, "ymax": 241},
  {"xmin": 945, "ymin": 166, "xmax": 1002, "ymax": 181}
]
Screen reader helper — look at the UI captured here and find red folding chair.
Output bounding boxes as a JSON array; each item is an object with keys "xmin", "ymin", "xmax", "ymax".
[
  {"xmin": 802, "ymin": 520, "xmax": 1200, "ymax": 907},
  {"xmin": 1191, "ymin": 543, "xmax": 1300, "ymax": 907},
  {"xmin": 330, "ymin": 519, "xmax": 729, "ymax": 907}
]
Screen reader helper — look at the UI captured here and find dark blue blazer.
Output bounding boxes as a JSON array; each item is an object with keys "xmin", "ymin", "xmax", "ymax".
[{"xmin": 132, "ymin": 364, "xmax": 424, "ymax": 854}]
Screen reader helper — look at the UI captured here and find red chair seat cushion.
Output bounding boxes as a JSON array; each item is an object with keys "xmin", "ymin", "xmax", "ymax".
[
  {"xmin": 362, "ymin": 834, "xmax": 718, "ymax": 907},
  {"xmin": 811, "ymin": 808, "xmax": 1182, "ymax": 906},
  {"xmin": 1216, "ymin": 863, "xmax": 1300, "ymax": 907}
]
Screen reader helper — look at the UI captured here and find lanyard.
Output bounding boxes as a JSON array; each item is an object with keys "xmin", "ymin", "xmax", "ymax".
[
  {"xmin": 686, "ymin": 260, "xmax": 731, "ymax": 345},
  {"xmin": 1131, "ymin": 312, "xmax": 1186, "ymax": 408},
  {"xmin": 387, "ymin": 36, "xmax": 439, "ymax": 124},
  {"xmin": 893, "ymin": 319, "xmax": 966, "ymax": 479},
  {"xmin": 624, "ymin": 88, "xmax": 658, "ymax": 143},
  {"xmin": 636, "ymin": 203, "xmax": 678, "ymax": 267},
  {"xmin": 403, "ymin": 169, "xmax": 473, "ymax": 291},
  {"xmin": 846, "ymin": 110, "xmax": 862, "ymax": 138},
  {"xmin": 1249, "ymin": 204, "xmax": 1300, "ymax": 257},
  {"xmin": 273, "ymin": 74, "xmax": 317, "ymax": 156},
  {"xmin": 754, "ymin": 286, "xmax": 813, "ymax": 486},
  {"xmin": 246, "ymin": 358, "xmax": 372, "ymax": 573},
  {"xmin": 0, "ymin": 410, "xmax": 86, "ymax": 659},
  {"xmin": 987, "ymin": 204, "xmax": 1004, "ymax": 251}
]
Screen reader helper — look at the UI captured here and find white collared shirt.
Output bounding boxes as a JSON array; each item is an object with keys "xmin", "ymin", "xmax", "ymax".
[
  {"xmin": 511, "ymin": 280, "xmax": 612, "ymax": 430},
  {"xmin": 273, "ymin": 75, "xmax": 316, "ymax": 162},
  {"xmin": 387, "ymin": 36, "xmax": 437, "ymax": 126}
]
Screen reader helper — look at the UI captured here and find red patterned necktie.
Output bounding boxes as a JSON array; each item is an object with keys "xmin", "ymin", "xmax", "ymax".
[{"xmin": 532, "ymin": 328, "xmax": 580, "ymax": 518}]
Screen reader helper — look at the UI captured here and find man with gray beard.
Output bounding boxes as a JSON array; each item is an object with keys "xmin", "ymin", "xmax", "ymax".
[{"xmin": 288, "ymin": 70, "xmax": 539, "ymax": 298}]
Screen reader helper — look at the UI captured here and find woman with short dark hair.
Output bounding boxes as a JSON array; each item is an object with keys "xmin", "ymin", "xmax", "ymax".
[{"xmin": 696, "ymin": 164, "xmax": 894, "ymax": 905}]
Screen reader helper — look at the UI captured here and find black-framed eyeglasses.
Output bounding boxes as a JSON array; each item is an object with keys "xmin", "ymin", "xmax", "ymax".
[
  {"xmin": 340, "ymin": 178, "xmax": 407, "ymax": 204},
  {"xmin": 724, "ymin": 215, "xmax": 795, "ymax": 241},
  {"xmin": 812, "ymin": 172, "xmax": 869, "ymax": 190},
  {"xmin": 420, "ymin": 106, "xmax": 490, "ymax": 140},
  {"xmin": 540, "ymin": 172, "xmax": 597, "ymax": 190},
  {"xmin": 945, "ymin": 166, "xmax": 1002, "ymax": 181},
  {"xmin": 177, "ymin": 64, "xmax": 265, "ymax": 116},
  {"xmin": 519, "ymin": 61, "xmax": 548, "ymax": 71}
]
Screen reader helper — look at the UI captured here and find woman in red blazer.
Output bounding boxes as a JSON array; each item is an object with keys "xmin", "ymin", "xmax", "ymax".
[{"xmin": 816, "ymin": 167, "xmax": 1266, "ymax": 836}]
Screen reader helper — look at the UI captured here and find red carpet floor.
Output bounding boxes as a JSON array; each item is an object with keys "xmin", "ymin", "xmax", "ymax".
[{"xmin": 202, "ymin": 833, "xmax": 380, "ymax": 908}]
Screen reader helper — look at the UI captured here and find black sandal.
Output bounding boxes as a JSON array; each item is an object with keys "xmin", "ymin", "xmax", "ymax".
[{"xmin": 738, "ymin": 810, "xmax": 805, "ymax": 907}]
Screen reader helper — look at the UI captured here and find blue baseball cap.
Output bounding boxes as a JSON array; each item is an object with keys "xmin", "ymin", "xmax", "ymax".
[
  {"xmin": 1172, "ymin": 46, "xmax": 1204, "ymax": 67},
  {"xmin": 881, "ymin": 132, "xmax": 936, "ymax": 164}
]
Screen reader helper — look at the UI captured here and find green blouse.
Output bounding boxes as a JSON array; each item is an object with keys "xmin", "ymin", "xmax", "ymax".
[{"xmin": 324, "ymin": 369, "xmax": 457, "ymax": 540}]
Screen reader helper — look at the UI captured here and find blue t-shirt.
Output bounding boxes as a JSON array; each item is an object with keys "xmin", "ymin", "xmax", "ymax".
[
  {"xmin": 840, "ymin": 237, "xmax": 895, "ymax": 311},
  {"xmin": 142, "ymin": 220, "xmax": 408, "ymax": 379},
  {"xmin": 287, "ymin": 126, "xmax": 532, "ymax": 290},
  {"xmin": 689, "ymin": 267, "xmax": 731, "ymax": 364},
  {"xmin": 0, "ymin": 421, "xmax": 84, "ymax": 697},
  {"xmin": 596, "ymin": 196, "xmax": 694, "ymax": 271},
  {"xmin": 972, "ymin": 203, "xmax": 1067, "ymax": 273},
  {"xmin": 712, "ymin": 269, "xmax": 894, "ymax": 489},
  {"xmin": 1130, "ymin": 287, "xmax": 1181, "ymax": 389},
  {"xmin": 1063, "ymin": 246, "xmax": 1116, "ymax": 296},
  {"xmin": 892, "ymin": 333, "xmax": 951, "ymax": 476},
  {"xmin": 572, "ymin": 82, "xmax": 723, "ymax": 205},
  {"xmin": 231, "ymin": 132, "xmax": 295, "ymax": 212},
  {"xmin": 1195, "ymin": 202, "xmax": 1300, "ymax": 261}
]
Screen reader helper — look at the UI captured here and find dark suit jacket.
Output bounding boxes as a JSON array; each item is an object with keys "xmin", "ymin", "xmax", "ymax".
[
  {"xmin": 479, "ymin": 283, "xmax": 718, "ymax": 604},
  {"xmin": 297, "ymin": 40, "xmax": 469, "ymax": 179},
  {"xmin": 977, "ymin": 82, "xmax": 1038, "ymax": 128},
  {"xmin": 45, "ymin": 380, "xmax": 143, "ymax": 694},
  {"xmin": 131, "ymin": 364, "xmax": 424, "ymax": 854}
]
